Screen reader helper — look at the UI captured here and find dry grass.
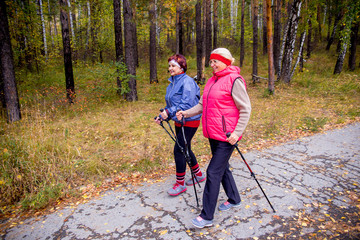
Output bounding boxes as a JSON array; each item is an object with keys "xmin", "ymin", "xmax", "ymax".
[{"xmin": 0, "ymin": 51, "xmax": 359, "ymax": 214}]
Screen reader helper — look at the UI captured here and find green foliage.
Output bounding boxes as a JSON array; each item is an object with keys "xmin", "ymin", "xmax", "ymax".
[
  {"xmin": 115, "ymin": 61, "xmax": 136, "ymax": 96},
  {"xmin": 338, "ymin": 0, "xmax": 360, "ymax": 51}
]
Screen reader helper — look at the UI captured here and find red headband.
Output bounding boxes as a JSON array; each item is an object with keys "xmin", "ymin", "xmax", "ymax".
[{"xmin": 210, "ymin": 53, "xmax": 232, "ymax": 66}]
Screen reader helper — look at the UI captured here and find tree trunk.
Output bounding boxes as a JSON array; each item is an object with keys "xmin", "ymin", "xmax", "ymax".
[
  {"xmin": 149, "ymin": 0, "xmax": 158, "ymax": 84},
  {"xmin": 0, "ymin": 0, "xmax": 21, "ymax": 122},
  {"xmin": 262, "ymin": 0, "xmax": 267, "ymax": 55},
  {"xmin": 230, "ymin": 0, "xmax": 234, "ymax": 35},
  {"xmin": 60, "ymin": 0, "xmax": 75, "ymax": 103},
  {"xmin": 326, "ymin": 12, "xmax": 342, "ymax": 50},
  {"xmin": 315, "ymin": 4, "xmax": 322, "ymax": 43},
  {"xmin": 67, "ymin": 0, "xmax": 75, "ymax": 45},
  {"xmin": 195, "ymin": 0, "xmax": 203, "ymax": 84},
  {"xmin": 123, "ymin": 0, "xmax": 137, "ymax": 101},
  {"xmin": 348, "ymin": 21, "xmax": 359, "ymax": 71},
  {"xmin": 201, "ymin": 0, "xmax": 206, "ymax": 78},
  {"xmin": 131, "ymin": 4, "xmax": 139, "ymax": 67},
  {"xmin": 273, "ymin": 0, "xmax": 281, "ymax": 75},
  {"xmin": 291, "ymin": 31, "xmax": 306, "ymax": 79},
  {"xmin": 240, "ymin": 0, "xmax": 245, "ymax": 67},
  {"xmin": 213, "ymin": 0, "xmax": 218, "ymax": 50},
  {"xmin": 230, "ymin": 0, "xmax": 239, "ymax": 35},
  {"xmin": 90, "ymin": 0, "xmax": 98, "ymax": 63},
  {"xmin": 205, "ymin": 0, "xmax": 212, "ymax": 66},
  {"xmin": 113, "ymin": 0, "xmax": 123, "ymax": 63},
  {"xmin": 176, "ymin": 1, "xmax": 183, "ymax": 54},
  {"xmin": 279, "ymin": 0, "xmax": 302, "ymax": 83},
  {"xmin": 252, "ymin": 0, "xmax": 259, "ymax": 83},
  {"xmin": 39, "ymin": 0, "xmax": 48, "ymax": 61},
  {"xmin": 220, "ymin": 0, "xmax": 224, "ymax": 35},
  {"xmin": 334, "ymin": 41, "xmax": 347, "ymax": 74},
  {"xmin": 326, "ymin": 7, "xmax": 331, "ymax": 41},
  {"xmin": 0, "ymin": 71, "xmax": 5, "ymax": 109},
  {"xmin": 113, "ymin": 0, "xmax": 124, "ymax": 94},
  {"xmin": 307, "ymin": 18, "xmax": 312, "ymax": 58},
  {"xmin": 85, "ymin": 1, "xmax": 90, "ymax": 61},
  {"xmin": 266, "ymin": 0, "xmax": 274, "ymax": 94}
]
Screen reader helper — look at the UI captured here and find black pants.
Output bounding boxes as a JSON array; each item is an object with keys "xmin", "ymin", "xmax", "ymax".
[
  {"xmin": 174, "ymin": 126, "xmax": 198, "ymax": 173},
  {"xmin": 200, "ymin": 138, "xmax": 241, "ymax": 220}
]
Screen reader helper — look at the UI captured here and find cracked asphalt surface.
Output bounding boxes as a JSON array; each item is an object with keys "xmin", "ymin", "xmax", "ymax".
[{"xmin": 2, "ymin": 123, "xmax": 359, "ymax": 239}]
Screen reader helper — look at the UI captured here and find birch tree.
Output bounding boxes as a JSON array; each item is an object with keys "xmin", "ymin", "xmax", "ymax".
[
  {"xmin": 291, "ymin": 31, "xmax": 306, "ymax": 79},
  {"xmin": 39, "ymin": 0, "xmax": 48, "ymax": 61},
  {"xmin": 279, "ymin": 0, "xmax": 302, "ymax": 83},
  {"xmin": 230, "ymin": 0, "xmax": 239, "ymax": 35},
  {"xmin": 67, "ymin": 0, "xmax": 75, "ymax": 44},
  {"xmin": 47, "ymin": 0, "xmax": 55, "ymax": 49},
  {"xmin": 334, "ymin": 0, "xmax": 360, "ymax": 74}
]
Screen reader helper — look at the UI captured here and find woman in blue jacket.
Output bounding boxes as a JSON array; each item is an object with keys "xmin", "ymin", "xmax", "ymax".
[{"xmin": 155, "ymin": 54, "xmax": 205, "ymax": 196}]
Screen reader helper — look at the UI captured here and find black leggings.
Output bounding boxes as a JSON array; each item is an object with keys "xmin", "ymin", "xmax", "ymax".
[{"xmin": 174, "ymin": 126, "xmax": 198, "ymax": 174}]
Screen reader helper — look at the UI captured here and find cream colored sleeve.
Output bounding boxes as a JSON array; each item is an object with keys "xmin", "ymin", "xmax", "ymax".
[
  {"xmin": 185, "ymin": 96, "xmax": 203, "ymax": 117},
  {"xmin": 232, "ymin": 79, "xmax": 251, "ymax": 137}
]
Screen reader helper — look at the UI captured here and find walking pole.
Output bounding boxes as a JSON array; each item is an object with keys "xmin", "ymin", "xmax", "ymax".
[
  {"xmin": 155, "ymin": 111, "xmax": 200, "ymax": 207},
  {"xmin": 222, "ymin": 117, "xmax": 276, "ymax": 213},
  {"xmin": 180, "ymin": 117, "xmax": 201, "ymax": 190}
]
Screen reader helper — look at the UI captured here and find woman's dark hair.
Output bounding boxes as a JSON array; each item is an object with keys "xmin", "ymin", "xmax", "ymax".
[{"xmin": 168, "ymin": 54, "xmax": 187, "ymax": 72}]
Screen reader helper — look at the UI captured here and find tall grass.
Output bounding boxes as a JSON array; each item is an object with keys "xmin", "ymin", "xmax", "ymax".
[{"xmin": 1, "ymin": 50, "xmax": 359, "ymax": 214}]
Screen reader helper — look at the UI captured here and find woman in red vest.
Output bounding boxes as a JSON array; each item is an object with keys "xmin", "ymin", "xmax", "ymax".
[{"xmin": 177, "ymin": 48, "xmax": 251, "ymax": 228}]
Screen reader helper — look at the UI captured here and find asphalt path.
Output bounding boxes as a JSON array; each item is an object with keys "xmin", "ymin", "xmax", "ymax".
[{"xmin": 2, "ymin": 123, "xmax": 359, "ymax": 240}]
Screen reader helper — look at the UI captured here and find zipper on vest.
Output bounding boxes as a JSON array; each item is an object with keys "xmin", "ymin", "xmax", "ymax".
[{"xmin": 205, "ymin": 80, "xmax": 217, "ymax": 138}]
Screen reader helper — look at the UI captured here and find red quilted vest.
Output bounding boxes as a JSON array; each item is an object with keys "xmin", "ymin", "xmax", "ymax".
[{"xmin": 202, "ymin": 65, "xmax": 246, "ymax": 142}]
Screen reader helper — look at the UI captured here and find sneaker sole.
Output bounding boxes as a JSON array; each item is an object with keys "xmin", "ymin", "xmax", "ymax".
[
  {"xmin": 192, "ymin": 222, "xmax": 213, "ymax": 229},
  {"xmin": 219, "ymin": 203, "xmax": 241, "ymax": 211},
  {"xmin": 186, "ymin": 177, "xmax": 206, "ymax": 186},
  {"xmin": 168, "ymin": 188, "xmax": 187, "ymax": 196}
]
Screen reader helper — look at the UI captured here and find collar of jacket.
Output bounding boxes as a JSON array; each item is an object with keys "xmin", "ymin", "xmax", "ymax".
[
  {"xmin": 213, "ymin": 65, "xmax": 241, "ymax": 80},
  {"xmin": 168, "ymin": 73, "xmax": 186, "ymax": 83}
]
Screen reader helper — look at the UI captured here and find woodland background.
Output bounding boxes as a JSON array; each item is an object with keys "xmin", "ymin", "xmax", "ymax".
[{"xmin": 0, "ymin": 0, "xmax": 359, "ymax": 219}]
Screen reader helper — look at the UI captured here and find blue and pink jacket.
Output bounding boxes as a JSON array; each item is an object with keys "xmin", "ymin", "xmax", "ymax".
[{"xmin": 164, "ymin": 73, "xmax": 201, "ymax": 127}]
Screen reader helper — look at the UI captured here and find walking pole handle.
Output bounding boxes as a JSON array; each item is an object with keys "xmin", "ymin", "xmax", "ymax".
[
  {"xmin": 226, "ymin": 132, "xmax": 239, "ymax": 146},
  {"xmin": 176, "ymin": 109, "xmax": 186, "ymax": 126}
]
